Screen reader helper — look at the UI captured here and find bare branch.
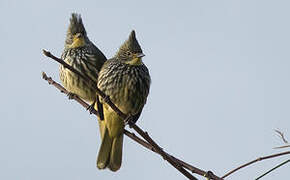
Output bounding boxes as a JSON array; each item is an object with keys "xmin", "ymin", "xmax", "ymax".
[
  {"xmin": 275, "ymin": 129, "xmax": 288, "ymax": 144},
  {"xmin": 222, "ymin": 151, "xmax": 290, "ymax": 178},
  {"xmin": 255, "ymin": 159, "xmax": 290, "ymax": 180},
  {"xmin": 42, "ymin": 72, "xmax": 99, "ymax": 116},
  {"xmin": 43, "ymin": 50, "xmax": 127, "ymax": 121},
  {"xmin": 124, "ymin": 130, "xmax": 222, "ymax": 180},
  {"xmin": 42, "ymin": 50, "xmax": 290, "ymax": 180},
  {"xmin": 42, "ymin": 50, "xmax": 203, "ymax": 180},
  {"xmin": 273, "ymin": 129, "xmax": 289, "ymax": 149},
  {"xmin": 43, "ymin": 50, "xmax": 290, "ymax": 179},
  {"xmin": 41, "ymin": 71, "xmax": 224, "ymax": 179},
  {"xmin": 130, "ymin": 123, "xmax": 200, "ymax": 180},
  {"xmin": 273, "ymin": 145, "xmax": 290, "ymax": 149},
  {"xmin": 42, "ymin": 71, "xmax": 224, "ymax": 179}
]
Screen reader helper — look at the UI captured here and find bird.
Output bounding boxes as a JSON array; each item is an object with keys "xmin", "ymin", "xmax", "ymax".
[
  {"xmin": 96, "ymin": 30, "xmax": 151, "ymax": 171},
  {"xmin": 59, "ymin": 13, "xmax": 106, "ymax": 112}
]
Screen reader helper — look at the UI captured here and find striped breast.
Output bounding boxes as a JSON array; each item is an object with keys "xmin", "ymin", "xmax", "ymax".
[
  {"xmin": 59, "ymin": 45, "xmax": 103, "ymax": 102},
  {"xmin": 97, "ymin": 59, "xmax": 151, "ymax": 114}
]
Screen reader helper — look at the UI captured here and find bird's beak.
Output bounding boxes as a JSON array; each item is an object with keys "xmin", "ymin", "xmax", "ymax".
[
  {"xmin": 137, "ymin": 53, "xmax": 145, "ymax": 58},
  {"xmin": 76, "ymin": 33, "xmax": 83, "ymax": 38}
]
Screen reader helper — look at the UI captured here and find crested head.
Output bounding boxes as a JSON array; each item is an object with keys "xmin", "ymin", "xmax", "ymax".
[
  {"xmin": 115, "ymin": 30, "xmax": 145, "ymax": 65},
  {"xmin": 65, "ymin": 13, "xmax": 89, "ymax": 48}
]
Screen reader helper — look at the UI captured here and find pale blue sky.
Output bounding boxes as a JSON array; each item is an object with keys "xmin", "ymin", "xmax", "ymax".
[{"xmin": 1, "ymin": 0, "xmax": 289, "ymax": 179}]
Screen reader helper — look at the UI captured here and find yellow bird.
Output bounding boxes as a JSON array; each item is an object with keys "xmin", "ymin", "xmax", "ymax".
[
  {"xmin": 59, "ymin": 13, "xmax": 106, "ymax": 110},
  {"xmin": 96, "ymin": 30, "xmax": 151, "ymax": 171}
]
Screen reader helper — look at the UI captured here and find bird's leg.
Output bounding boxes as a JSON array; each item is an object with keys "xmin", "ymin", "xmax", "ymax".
[
  {"xmin": 124, "ymin": 114, "xmax": 134, "ymax": 127},
  {"xmin": 67, "ymin": 92, "xmax": 76, "ymax": 99},
  {"xmin": 86, "ymin": 100, "xmax": 96, "ymax": 114}
]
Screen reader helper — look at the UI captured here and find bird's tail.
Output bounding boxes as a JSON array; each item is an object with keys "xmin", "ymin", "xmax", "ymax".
[
  {"xmin": 109, "ymin": 133, "xmax": 123, "ymax": 171},
  {"xmin": 97, "ymin": 128, "xmax": 123, "ymax": 171},
  {"xmin": 97, "ymin": 128, "xmax": 112, "ymax": 169}
]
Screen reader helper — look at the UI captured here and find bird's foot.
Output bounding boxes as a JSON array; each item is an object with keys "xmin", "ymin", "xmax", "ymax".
[
  {"xmin": 67, "ymin": 92, "xmax": 76, "ymax": 99},
  {"xmin": 124, "ymin": 115, "xmax": 134, "ymax": 127},
  {"xmin": 102, "ymin": 95, "xmax": 110, "ymax": 104},
  {"xmin": 203, "ymin": 171, "xmax": 214, "ymax": 180},
  {"xmin": 86, "ymin": 102, "xmax": 96, "ymax": 114}
]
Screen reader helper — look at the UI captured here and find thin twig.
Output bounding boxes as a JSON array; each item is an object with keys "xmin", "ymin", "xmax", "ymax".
[
  {"xmin": 222, "ymin": 151, "xmax": 290, "ymax": 178},
  {"xmin": 255, "ymin": 159, "xmax": 290, "ymax": 180},
  {"xmin": 273, "ymin": 129, "xmax": 289, "ymax": 149},
  {"xmin": 274, "ymin": 145, "xmax": 290, "ymax": 149},
  {"xmin": 42, "ymin": 50, "xmax": 201, "ymax": 180},
  {"xmin": 275, "ymin": 129, "xmax": 288, "ymax": 143}
]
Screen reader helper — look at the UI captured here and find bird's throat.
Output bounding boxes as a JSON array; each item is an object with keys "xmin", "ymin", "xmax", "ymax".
[
  {"xmin": 69, "ymin": 38, "xmax": 85, "ymax": 48},
  {"xmin": 125, "ymin": 57, "xmax": 142, "ymax": 66}
]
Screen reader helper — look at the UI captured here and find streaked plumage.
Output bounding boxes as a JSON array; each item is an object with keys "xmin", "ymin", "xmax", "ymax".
[
  {"xmin": 59, "ymin": 13, "xmax": 106, "ymax": 105},
  {"xmin": 96, "ymin": 30, "xmax": 151, "ymax": 171}
]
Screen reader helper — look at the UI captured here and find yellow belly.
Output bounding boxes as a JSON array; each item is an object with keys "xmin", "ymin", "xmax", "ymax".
[
  {"xmin": 60, "ymin": 65, "xmax": 96, "ymax": 103},
  {"xmin": 103, "ymin": 104, "xmax": 124, "ymax": 138}
]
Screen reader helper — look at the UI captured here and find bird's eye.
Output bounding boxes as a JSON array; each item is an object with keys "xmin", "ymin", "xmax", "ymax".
[{"xmin": 126, "ymin": 51, "xmax": 132, "ymax": 56}]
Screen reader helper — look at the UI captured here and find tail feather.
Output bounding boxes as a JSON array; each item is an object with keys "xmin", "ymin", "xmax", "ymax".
[
  {"xmin": 97, "ymin": 128, "xmax": 112, "ymax": 169},
  {"xmin": 109, "ymin": 134, "xmax": 124, "ymax": 171}
]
